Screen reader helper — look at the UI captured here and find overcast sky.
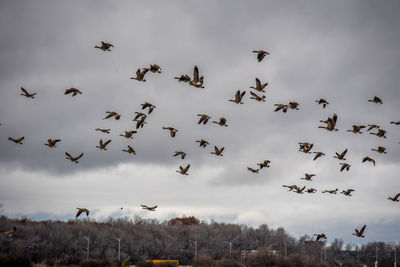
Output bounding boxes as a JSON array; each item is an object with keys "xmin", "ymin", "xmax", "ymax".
[{"xmin": 1, "ymin": 0, "xmax": 400, "ymax": 245}]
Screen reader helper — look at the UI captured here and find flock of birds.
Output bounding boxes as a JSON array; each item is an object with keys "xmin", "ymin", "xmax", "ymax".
[{"xmin": 2, "ymin": 41, "xmax": 400, "ymax": 243}]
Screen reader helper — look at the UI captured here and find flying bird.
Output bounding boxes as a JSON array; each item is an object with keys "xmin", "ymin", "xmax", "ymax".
[
  {"xmin": 96, "ymin": 139, "xmax": 111, "ymax": 150},
  {"xmin": 313, "ymin": 152, "xmax": 325, "ymax": 161},
  {"xmin": 76, "ymin": 208, "xmax": 89, "ymax": 218},
  {"xmin": 149, "ymin": 64, "xmax": 161, "ymax": 73},
  {"xmin": 8, "ymin": 136, "xmax": 24, "ymax": 144},
  {"xmin": 301, "ymin": 173, "xmax": 316, "ymax": 181},
  {"xmin": 390, "ymin": 121, "xmax": 400, "ymax": 125},
  {"xmin": 94, "ymin": 41, "xmax": 113, "ymax": 51},
  {"xmin": 130, "ymin": 68, "xmax": 149, "ymax": 82},
  {"xmin": 120, "ymin": 130, "xmax": 137, "ymax": 139},
  {"xmin": 334, "ymin": 149, "xmax": 348, "ymax": 160},
  {"xmin": 367, "ymin": 124, "xmax": 380, "ymax": 131},
  {"xmin": 65, "ymin": 88, "xmax": 82, "ymax": 96},
  {"xmin": 247, "ymin": 167, "xmax": 259, "ymax": 174},
  {"xmin": 133, "ymin": 112, "xmax": 147, "ymax": 121},
  {"xmin": 229, "ymin": 90, "xmax": 246, "ymax": 104},
  {"xmin": 370, "ymin": 129, "xmax": 387, "ymax": 138},
  {"xmin": 211, "ymin": 146, "xmax": 224, "ymax": 156},
  {"xmin": 388, "ymin": 193, "xmax": 400, "ymax": 202},
  {"xmin": 252, "ymin": 50, "xmax": 269, "ymax": 62},
  {"xmin": 250, "ymin": 91, "xmax": 266, "ymax": 102},
  {"xmin": 258, "ymin": 160, "xmax": 271, "ymax": 169},
  {"xmin": 45, "ymin": 139, "xmax": 61, "ymax": 148},
  {"xmin": 104, "ymin": 111, "xmax": 121, "ymax": 120},
  {"xmin": 295, "ymin": 186, "xmax": 306, "ymax": 194},
  {"xmin": 177, "ymin": 164, "xmax": 190, "ymax": 175},
  {"xmin": 352, "ymin": 225, "xmax": 366, "ymax": 238},
  {"xmin": 362, "ymin": 156, "xmax": 375, "ymax": 166},
  {"xmin": 213, "ymin": 117, "xmax": 228, "ymax": 127},
  {"xmin": 173, "ymin": 151, "xmax": 187, "ymax": 159},
  {"xmin": 135, "ymin": 116, "xmax": 147, "ymax": 129},
  {"xmin": 347, "ymin": 125, "xmax": 366, "ymax": 134},
  {"xmin": 95, "ymin": 128, "xmax": 111, "ymax": 134},
  {"xmin": 65, "ymin": 152, "xmax": 84, "ymax": 163},
  {"xmin": 195, "ymin": 139, "xmax": 209, "ymax": 148},
  {"xmin": 368, "ymin": 96, "xmax": 383, "ymax": 104},
  {"xmin": 288, "ymin": 102, "xmax": 300, "ymax": 110},
  {"xmin": 339, "ymin": 163, "xmax": 351, "ymax": 172},
  {"xmin": 319, "ymin": 114, "xmax": 338, "ymax": 131},
  {"xmin": 341, "ymin": 189, "xmax": 355, "ymax": 196},
  {"xmin": 282, "ymin": 185, "xmax": 299, "ymax": 192},
  {"xmin": 315, "ymin": 98, "xmax": 329, "ymax": 108},
  {"xmin": 322, "ymin": 189, "xmax": 338, "ymax": 194},
  {"xmin": 122, "ymin": 145, "xmax": 136, "ymax": 155},
  {"xmin": 174, "ymin": 74, "xmax": 191, "ymax": 82},
  {"xmin": 163, "ymin": 127, "xmax": 178, "ymax": 137},
  {"xmin": 314, "ymin": 233, "xmax": 327, "ymax": 242},
  {"xmin": 141, "ymin": 102, "xmax": 156, "ymax": 114},
  {"xmin": 197, "ymin": 114, "xmax": 211, "ymax": 125},
  {"xmin": 274, "ymin": 104, "xmax": 288, "ymax": 113},
  {"xmin": 307, "ymin": 188, "xmax": 317, "ymax": 193},
  {"xmin": 141, "ymin": 205, "xmax": 158, "ymax": 211},
  {"xmin": 189, "ymin": 65, "xmax": 204, "ymax": 88},
  {"xmin": 250, "ymin": 78, "xmax": 268, "ymax": 92},
  {"xmin": 371, "ymin": 146, "xmax": 387, "ymax": 154},
  {"xmin": 20, "ymin": 87, "xmax": 36, "ymax": 98}
]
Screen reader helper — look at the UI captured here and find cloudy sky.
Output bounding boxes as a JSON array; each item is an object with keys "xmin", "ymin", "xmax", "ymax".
[{"xmin": 1, "ymin": 0, "xmax": 400, "ymax": 245}]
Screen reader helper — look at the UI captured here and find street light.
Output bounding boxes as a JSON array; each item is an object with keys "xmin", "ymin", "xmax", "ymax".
[
  {"xmin": 225, "ymin": 241, "xmax": 232, "ymax": 260},
  {"xmin": 83, "ymin": 236, "xmax": 89, "ymax": 260},
  {"xmin": 115, "ymin": 237, "xmax": 121, "ymax": 262},
  {"xmin": 190, "ymin": 240, "xmax": 197, "ymax": 266}
]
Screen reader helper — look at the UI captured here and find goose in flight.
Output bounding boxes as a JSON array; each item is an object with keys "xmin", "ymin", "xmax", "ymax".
[
  {"xmin": 282, "ymin": 185, "xmax": 299, "ymax": 192},
  {"xmin": 339, "ymin": 163, "xmax": 351, "ymax": 172},
  {"xmin": 45, "ymin": 139, "xmax": 61, "ymax": 148},
  {"xmin": 299, "ymin": 143, "xmax": 313, "ymax": 154},
  {"xmin": 347, "ymin": 125, "xmax": 366, "ymax": 134},
  {"xmin": 141, "ymin": 102, "xmax": 156, "ymax": 114},
  {"xmin": 135, "ymin": 116, "xmax": 147, "ymax": 129},
  {"xmin": 104, "ymin": 111, "xmax": 121, "ymax": 120},
  {"xmin": 322, "ymin": 188, "xmax": 338, "ymax": 194},
  {"xmin": 173, "ymin": 151, "xmax": 187, "ymax": 159},
  {"xmin": 370, "ymin": 129, "xmax": 387, "ymax": 138},
  {"xmin": 250, "ymin": 78, "xmax": 268, "ymax": 92},
  {"xmin": 20, "ymin": 87, "xmax": 36, "ymax": 98},
  {"xmin": 289, "ymin": 102, "xmax": 300, "ymax": 110},
  {"xmin": 390, "ymin": 121, "xmax": 400, "ymax": 125},
  {"xmin": 76, "ymin": 208, "xmax": 89, "ymax": 218},
  {"xmin": 341, "ymin": 189, "xmax": 355, "ymax": 196},
  {"xmin": 195, "ymin": 139, "xmax": 209, "ymax": 148},
  {"xmin": 211, "ymin": 146, "xmax": 224, "ymax": 156},
  {"xmin": 252, "ymin": 50, "xmax": 269, "ymax": 62},
  {"xmin": 189, "ymin": 65, "xmax": 204, "ymax": 88},
  {"xmin": 367, "ymin": 124, "xmax": 380, "ymax": 131},
  {"xmin": 315, "ymin": 98, "xmax": 329, "ymax": 108},
  {"xmin": 257, "ymin": 160, "xmax": 271, "ymax": 169},
  {"xmin": 130, "ymin": 68, "xmax": 149, "ymax": 82},
  {"xmin": 307, "ymin": 188, "xmax": 317, "ymax": 193},
  {"xmin": 247, "ymin": 167, "xmax": 259, "ymax": 173},
  {"xmin": 298, "ymin": 142, "xmax": 312, "ymax": 150},
  {"xmin": 122, "ymin": 145, "xmax": 136, "ymax": 155},
  {"xmin": 334, "ymin": 149, "xmax": 348, "ymax": 160},
  {"xmin": 95, "ymin": 128, "xmax": 111, "ymax": 134},
  {"xmin": 149, "ymin": 64, "xmax": 162, "ymax": 73},
  {"xmin": 8, "ymin": 136, "xmax": 24, "ymax": 144},
  {"xmin": 371, "ymin": 146, "xmax": 387, "ymax": 154},
  {"xmin": 141, "ymin": 205, "xmax": 158, "ymax": 211},
  {"xmin": 2, "ymin": 226, "xmax": 16, "ymax": 237},
  {"xmin": 319, "ymin": 114, "xmax": 338, "ymax": 131},
  {"xmin": 250, "ymin": 91, "xmax": 266, "ymax": 102},
  {"xmin": 120, "ymin": 130, "xmax": 137, "ymax": 139},
  {"xmin": 301, "ymin": 173, "xmax": 316, "ymax": 181},
  {"xmin": 94, "ymin": 41, "xmax": 113, "ymax": 51},
  {"xmin": 177, "ymin": 164, "xmax": 190, "ymax": 175},
  {"xmin": 314, "ymin": 233, "xmax": 327, "ymax": 242},
  {"xmin": 295, "ymin": 186, "xmax": 306, "ymax": 194},
  {"xmin": 362, "ymin": 156, "xmax": 375, "ymax": 166},
  {"xmin": 368, "ymin": 96, "xmax": 383, "ymax": 104},
  {"xmin": 65, "ymin": 152, "xmax": 84, "ymax": 163},
  {"xmin": 65, "ymin": 88, "xmax": 82, "ymax": 96},
  {"xmin": 388, "ymin": 193, "xmax": 400, "ymax": 202},
  {"xmin": 352, "ymin": 225, "xmax": 366, "ymax": 238},
  {"xmin": 274, "ymin": 104, "xmax": 288, "ymax": 113},
  {"xmin": 213, "ymin": 117, "xmax": 228, "ymax": 127},
  {"xmin": 133, "ymin": 112, "xmax": 147, "ymax": 121},
  {"xmin": 229, "ymin": 90, "xmax": 246, "ymax": 104},
  {"xmin": 313, "ymin": 152, "xmax": 325, "ymax": 161},
  {"xmin": 197, "ymin": 114, "xmax": 211, "ymax": 125},
  {"xmin": 174, "ymin": 74, "xmax": 191, "ymax": 82},
  {"xmin": 163, "ymin": 127, "xmax": 178, "ymax": 137}
]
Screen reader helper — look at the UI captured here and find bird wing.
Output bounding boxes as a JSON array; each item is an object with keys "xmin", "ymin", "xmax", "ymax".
[
  {"xmin": 250, "ymin": 91, "xmax": 259, "ymax": 98},
  {"xmin": 136, "ymin": 69, "xmax": 141, "ymax": 77},
  {"xmin": 76, "ymin": 209, "xmax": 83, "ymax": 218},
  {"xmin": 65, "ymin": 152, "xmax": 72, "ymax": 159},
  {"xmin": 21, "ymin": 87, "xmax": 29, "ymax": 95},
  {"xmin": 76, "ymin": 153, "xmax": 84, "ymax": 160},
  {"xmin": 104, "ymin": 140, "xmax": 112, "ymax": 146},
  {"xmin": 359, "ymin": 225, "xmax": 366, "ymax": 235},
  {"xmin": 183, "ymin": 164, "xmax": 190, "ymax": 172},
  {"xmin": 255, "ymin": 78, "xmax": 261, "ymax": 88},
  {"xmin": 193, "ymin": 65, "xmax": 199, "ymax": 82},
  {"xmin": 394, "ymin": 193, "xmax": 400, "ymax": 200}
]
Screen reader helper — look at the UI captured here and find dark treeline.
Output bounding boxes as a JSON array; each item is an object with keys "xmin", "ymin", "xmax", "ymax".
[{"xmin": 0, "ymin": 215, "xmax": 398, "ymax": 266}]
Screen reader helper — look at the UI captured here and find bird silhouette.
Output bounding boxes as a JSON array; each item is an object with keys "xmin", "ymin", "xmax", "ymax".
[
  {"xmin": 315, "ymin": 98, "xmax": 329, "ymax": 108},
  {"xmin": 197, "ymin": 114, "xmax": 211, "ymax": 125},
  {"xmin": 341, "ymin": 189, "xmax": 355, "ymax": 196},
  {"xmin": 274, "ymin": 104, "xmax": 288, "ymax": 113},
  {"xmin": 104, "ymin": 111, "xmax": 121, "ymax": 120},
  {"xmin": 133, "ymin": 112, "xmax": 147, "ymax": 121},
  {"xmin": 96, "ymin": 139, "xmax": 111, "ymax": 150},
  {"xmin": 163, "ymin": 127, "xmax": 178, "ymax": 137},
  {"xmin": 289, "ymin": 102, "xmax": 300, "ymax": 110},
  {"xmin": 65, "ymin": 88, "xmax": 82, "ymax": 96},
  {"xmin": 229, "ymin": 90, "xmax": 246, "ymax": 104},
  {"xmin": 347, "ymin": 125, "xmax": 366, "ymax": 134},
  {"xmin": 45, "ymin": 139, "xmax": 61, "ymax": 148},
  {"xmin": 322, "ymin": 189, "xmax": 338, "ymax": 194},
  {"xmin": 141, "ymin": 205, "xmax": 158, "ymax": 211},
  {"xmin": 388, "ymin": 193, "xmax": 400, "ymax": 202},
  {"xmin": 339, "ymin": 163, "xmax": 351, "ymax": 172},
  {"xmin": 247, "ymin": 167, "xmax": 259, "ymax": 173},
  {"xmin": 352, "ymin": 225, "xmax": 366, "ymax": 238},
  {"xmin": 120, "ymin": 130, "xmax": 137, "ymax": 139},
  {"xmin": 371, "ymin": 146, "xmax": 387, "ymax": 154},
  {"xmin": 301, "ymin": 173, "xmax": 316, "ymax": 181},
  {"xmin": 76, "ymin": 208, "xmax": 89, "ymax": 218},
  {"xmin": 8, "ymin": 136, "xmax": 24, "ymax": 144},
  {"xmin": 390, "ymin": 121, "xmax": 400, "ymax": 125},
  {"xmin": 362, "ymin": 156, "xmax": 375, "ymax": 166},
  {"xmin": 319, "ymin": 114, "xmax": 338, "ymax": 131},
  {"xmin": 257, "ymin": 160, "xmax": 271, "ymax": 169},
  {"xmin": 149, "ymin": 64, "xmax": 161, "ymax": 73},
  {"xmin": 370, "ymin": 129, "xmax": 387, "ymax": 138},
  {"xmin": 94, "ymin": 41, "xmax": 113, "ymax": 51},
  {"xmin": 313, "ymin": 152, "xmax": 325, "ymax": 161},
  {"xmin": 314, "ymin": 233, "xmax": 327, "ymax": 241},
  {"xmin": 20, "ymin": 87, "xmax": 36, "ymax": 98},
  {"xmin": 131, "ymin": 68, "xmax": 149, "ymax": 82},
  {"xmin": 174, "ymin": 74, "xmax": 191, "ymax": 82},
  {"xmin": 65, "ymin": 152, "xmax": 84, "ymax": 163},
  {"xmin": 189, "ymin": 65, "xmax": 204, "ymax": 88},
  {"xmin": 366, "ymin": 124, "xmax": 380, "ymax": 131},
  {"xmin": 334, "ymin": 149, "xmax": 348, "ymax": 160},
  {"xmin": 141, "ymin": 102, "xmax": 156, "ymax": 114},
  {"xmin": 95, "ymin": 128, "xmax": 111, "ymax": 134},
  {"xmin": 195, "ymin": 139, "xmax": 209, "ymax": 148},
  {"xmin": 177, "ymin": 164, "xmax": 190, "ymax": 175},
  {"xmin": 250, "ymin": 78, "xmax": 268, "ymax": 92},
  {"xmin": 211, "ymin": 146, "xmax": 224, "ymax": 156},
  {"xmin": 122, "ymin": 145, "xmax": 136, "ymax": 155},
  {"xmin": 252, "ymin": 50, "xmax": 269, "ymax": 62},
  {"xmin": 282, "ymin": 185, "xmax": 299, "ymax": 192},
  {"xmin": 250, "ymin": 91, "xmax": 266, "ymax": 102},
  {"xmin": 173, "ymin": 151, "xmax": 187, "ymax": 159},
  {"xmin": 212, "ymin": 117, "xmax": 228, "ymax": 127},
  {"xmin": 307, "ymin": 188, "xmax": 317, "ymax": 193},
  {"xmin": 368, "ymin": 96, "xmax": 383, "ymax": 104}
]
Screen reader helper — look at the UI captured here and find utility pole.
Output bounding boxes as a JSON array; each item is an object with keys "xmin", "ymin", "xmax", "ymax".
[
  {"xmin": 375, "ymin": 246, "xmax": 378, "ymax": 267},
  {"xmin": 284, "ymin": 239, "xmax": 287, "ymax": 257},
  {"xmin": 394, "ymin": 247, "xmax": 397, "ymax": 267},
  {"xmin": 83, "ymin": 236, "xmax": 89, "ymax": 260},
  {"xmin": 115, "ymin": 237, "xmax": 121, "ymax": 262},
  {"xmin": 190, "ymin": 240, "xmax": 197, "ymax": 267},
  {"xmin": 225, "ymin": 241, "xmax": 232, "ymax": 260}
]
